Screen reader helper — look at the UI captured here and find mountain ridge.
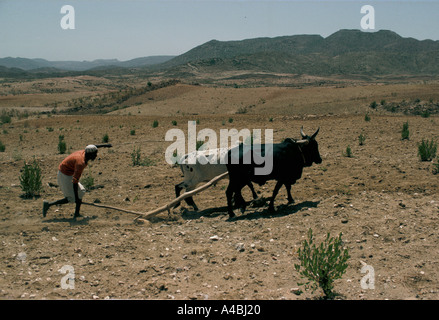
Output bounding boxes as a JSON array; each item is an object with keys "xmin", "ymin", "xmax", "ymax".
[
  {"xmin": 1, "ymin": 29, "xmax": 439, "ymax": 78},
  {"xmin": 0, "ymin": 55, "xmax": 175, "ymax": 71}
]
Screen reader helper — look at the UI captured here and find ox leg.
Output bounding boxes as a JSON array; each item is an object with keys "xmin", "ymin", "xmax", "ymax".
[
  {"xmin": 184, "ymin": 186, "xmax": 199, "ymax": 211},
  {"xmin": 174, "ymin": 183, "xmax": 185, "ymax": 208},
  {"xmin": 225, "ymin": 184, "xmax": 235, "ymax": 218},
  {"xmin": 174, "ymin": 183, "xmax": 199, "ymax": 210},
  {"xmin": 284, "ymin": 183, "xmax": 295, "ymax": 204},
  {"xmin": 268, "ymin": 181, "xmax": 283, "ymax": 212},
  {"xmin": 234, "ymin": 190, "xmax": 247, "ymax": 213},
  {"xmin": 247, "ymin": 182, "xmax": 258, "ymax": 200}
]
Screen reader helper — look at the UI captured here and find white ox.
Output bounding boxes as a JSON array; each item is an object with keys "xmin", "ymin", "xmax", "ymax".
[{"xmin": 174, "ymin": 147, "xmax": 257, "ymax": 211}]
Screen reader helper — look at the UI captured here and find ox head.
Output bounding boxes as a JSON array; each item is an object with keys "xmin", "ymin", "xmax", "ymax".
[{"xmin": 296, "ymin": 127, "xmax": 322, "ymax": 166}]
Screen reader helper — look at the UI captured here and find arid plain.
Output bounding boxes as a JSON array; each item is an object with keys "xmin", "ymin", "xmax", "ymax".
[{"xmin": 1, "ymin": 76, "xmax": 438, "ymax": 300}]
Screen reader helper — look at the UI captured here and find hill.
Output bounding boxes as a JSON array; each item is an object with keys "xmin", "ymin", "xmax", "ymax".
[
  {"xmin": 156, "ymin": 29, "xmax": 439, "ymax": 78},
  {"xmin": 0, "ymin": 55, "xmax": 175, "ymax": 72},
  {"xmin": 2, "ymin": 29, "xmax": 439, "ymax": 80}
]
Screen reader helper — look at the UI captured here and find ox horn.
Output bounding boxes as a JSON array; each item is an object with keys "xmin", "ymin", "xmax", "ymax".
[
  {"xmin": 295, "ymin": 139, "xmax": 309, "ymax": 145},
  {"xmin": 300, "ymin": 126, "xmax": 306, "ymax": 138},
  {"xmin": 311, "ymin": 127, "xmax": 320, "ymax": 139}
]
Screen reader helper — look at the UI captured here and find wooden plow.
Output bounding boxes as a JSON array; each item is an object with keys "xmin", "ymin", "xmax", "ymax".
[{"xmin": 82, "ymin": 171, "xmax": 229, "ymax": 222}]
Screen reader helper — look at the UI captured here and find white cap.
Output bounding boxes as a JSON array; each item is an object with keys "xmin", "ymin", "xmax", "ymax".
[{"xmin": 85, "ymin": 145, "xmax": 98, "ymax": 154}]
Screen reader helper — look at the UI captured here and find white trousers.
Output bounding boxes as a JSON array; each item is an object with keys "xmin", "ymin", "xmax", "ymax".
[{"xmin": 57, "ymin": 171, "xmax": 86, "ymax": 203}]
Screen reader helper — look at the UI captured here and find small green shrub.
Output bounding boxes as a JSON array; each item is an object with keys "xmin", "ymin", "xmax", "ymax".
[
  {"xmin": 131, "ymin": 146, "xmax": 141, "ymax": 166},
  {"xmin": 0, "ymin": 140, "xmax": 5, "ymax": 152},
  {"xmin": 421, "ymin": 110, "xmax": 430, "ymax": 118},
  {"xmin": 369, "ymin": 101, "xmax": 377, "ymax": 109},
  {"xmin": 152, "ymin": 120, "xmax": 159, "ymax": 128},
  {"xmin": 401, "ymin": 121, "xmax": 409, "ymax": 140},
  {"xmin": 418, "ymin": 139, "xmax": 437, "ymax": 161},
  {"xmin": 0, "ymin": 111, "xmax": 11, "ymax": 124},
  {"xmin": 343, "ymin": 145, "xmax": 353, "ymax": 158},
  {"xmin": 80, "ymin": 172, "xmax": 95, "ymax": 190},
  {"xmin": 294, "ymin": 228, "xmax": 350, "ymax": 300},
  {"xmin": 171, "ymin": 120, "xmax": 177, "ymax": 126},
  {"xmin": 364, "ymin": 113, "xmax": 370, "ymax": 122},
  {"xmin": 102, "ymin": 133, "xmax": 109, "ymax": 143},
  {"xmin": 19, "ymin": 158, "xmax": 43, "ymax": 198},
  {"xmin": 130, "ymin": 129, "xmax": 136, "ymax": 136},
  {"xmin": 131, "ymin": 147, "xmax": 155, "ymax": 166},
  {"xmin": 58, "ymin": 135, "xmax": 67, "ymax": 154}
]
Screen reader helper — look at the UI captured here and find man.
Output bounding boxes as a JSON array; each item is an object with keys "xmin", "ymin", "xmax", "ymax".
[{"xmin": 43, "ymin": 144, "xmax": 108, "ymax": 219}]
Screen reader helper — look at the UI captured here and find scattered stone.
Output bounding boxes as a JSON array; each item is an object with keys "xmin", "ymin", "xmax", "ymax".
[
  {"xmin": 291, "ymin": 288, "xmax": 302, "ymax": 295},
  {"xmin": 235, "ymin": 243, "xmax": 245, "ymax": 252}
]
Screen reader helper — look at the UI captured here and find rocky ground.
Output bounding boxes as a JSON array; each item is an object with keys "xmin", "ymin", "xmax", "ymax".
[{"xmin": 1, "ymin": 108, "xmax": 438, "ymax": 300}]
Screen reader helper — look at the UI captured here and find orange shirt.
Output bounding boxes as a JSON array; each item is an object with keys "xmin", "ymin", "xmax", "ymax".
[{"xmin": 59, "ymin": 150, "xmax": 87, "ymax": 184}]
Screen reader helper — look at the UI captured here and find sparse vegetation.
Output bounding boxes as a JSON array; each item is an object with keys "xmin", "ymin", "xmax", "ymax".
[
  {"xmin": 80, "ymin": 170, "xmax": 95, "ymax": 190},
  {"xmin": 418, "ymin": 139, "xmax": 437, "ymax": 161},
  {"xmin": 130, "ymin": 146, "xmax": 155, "ymax": 166},
  {"xmin": 294, "ymin": 228, "xmax": 350, "ymax": 300},
  {"xmin": 0, "ymin": 111, "xmax": 12, "ymax": 124},
  {"xmin": 236, "ymin": 106, "xmax": 248, "ymax": 114},
  {"xmin": 364, "ymin": 113, "xmax": 370, "ymax": 122},
  {"xmin": 58, "ymin": 135, "xmax": 67, "ymax": 154},
  {"xmin": 401, "ymin": 121, "xmax": 410, "ymax": 140},
  {"xmin": 421, "ymin": 110, "xmax": 430, "ymax": 118},
  {"xmin": 130, "ymin": 129, "xmax": 136, "ymax": 136},
  {"xmin": 343, "ymin": 145, "xmax": 353, "ymax": 158},
  {"xmin": 102, "ymin": 133, "xmax": 109, "ymax": 143},
  {"xmin": 19, "ymin": 158, "xmax": 43, "ymax": 198},
  {"xmin": 152, "ymin": 120, "xmax": 159, "ymax": 128},
  {"xmin": 369, "ymin": 101, "xmax": 377, "ymax": 109},
  {"xmin": 0, "ymin": 140, "xmax": 5, "ymax": 152}
]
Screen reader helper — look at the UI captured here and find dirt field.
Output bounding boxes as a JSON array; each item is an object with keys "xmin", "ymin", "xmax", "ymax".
[{"xmin": 1, "ymin": 79, "xmax": 438, "ymax": 300}]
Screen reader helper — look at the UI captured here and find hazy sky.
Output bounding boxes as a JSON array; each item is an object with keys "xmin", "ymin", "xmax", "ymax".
[{"xmin": 0, "ymin": 0, "xmax": 438, "ymax": 61}]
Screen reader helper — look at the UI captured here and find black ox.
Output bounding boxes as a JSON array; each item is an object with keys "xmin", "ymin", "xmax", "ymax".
[{"xmin": 225, "ymin": 127, "xmax": 322, "ymax": 218}]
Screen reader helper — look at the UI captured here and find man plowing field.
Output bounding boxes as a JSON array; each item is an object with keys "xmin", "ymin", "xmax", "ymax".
[{"xmin": 42, "ymin": 144, "xmax": 111, "ymax": 219}]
